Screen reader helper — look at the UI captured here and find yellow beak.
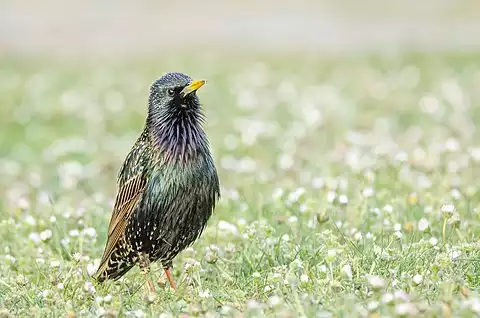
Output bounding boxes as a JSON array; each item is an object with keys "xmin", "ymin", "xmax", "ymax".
[{"xmin": 180, "ymin": 79, "xmax": 206, "ymax": 97}]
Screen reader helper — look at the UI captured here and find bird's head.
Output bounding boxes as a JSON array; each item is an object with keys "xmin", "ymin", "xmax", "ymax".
[{"xmin": 148, "ymin": 72, "xmax": 206, "ymax": 117}]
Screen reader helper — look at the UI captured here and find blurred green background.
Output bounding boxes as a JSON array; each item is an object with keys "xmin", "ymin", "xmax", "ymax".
[{"xmin": 1, "ymin": 1, "xmax": 480, "ymax": 317}]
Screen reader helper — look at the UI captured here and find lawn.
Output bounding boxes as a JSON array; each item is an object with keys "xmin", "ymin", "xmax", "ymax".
[{"xmin": 1, "ymin": 53, "xmax": 480, "ymax": 317}]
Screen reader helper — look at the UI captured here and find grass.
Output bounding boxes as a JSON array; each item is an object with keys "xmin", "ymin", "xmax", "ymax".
[{"xmin": 0, "ymin": 53, "xmax": 480, "ymax": 317}]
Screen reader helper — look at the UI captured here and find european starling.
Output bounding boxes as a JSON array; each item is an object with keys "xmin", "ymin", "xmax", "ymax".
[{"xmin": 94, "ymin": 72, "xmax": 220, "ymax": 292}]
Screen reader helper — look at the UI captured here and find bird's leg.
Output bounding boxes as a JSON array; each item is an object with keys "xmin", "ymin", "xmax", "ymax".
[
  {"xmin": 163, "ymin": 262, "xmax": 177, "ymax": 290},
  {"xmin": 138, "ymin": 253, "xmax": 155, "ymax": 293}
]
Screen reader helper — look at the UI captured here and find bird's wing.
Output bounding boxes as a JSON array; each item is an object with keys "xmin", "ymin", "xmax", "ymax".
[{"xmin": 95, "ymin": 174, "xmax": 147, "ymax": 277}]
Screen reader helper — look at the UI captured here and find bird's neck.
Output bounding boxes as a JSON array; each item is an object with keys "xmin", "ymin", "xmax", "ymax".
[{"xmin": 146, "ymin": 111, "xmax": 209, "ymax": 164}]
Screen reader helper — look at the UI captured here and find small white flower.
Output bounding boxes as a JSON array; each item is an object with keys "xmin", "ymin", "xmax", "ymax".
[
  {"xmin": 300, "ymin": 274, "xmax": 309, "ymax": 283},
  {"xmin": 418, "ymin": 218, "xmax": 429, "ymax": 232},
  {"xmin": 365, "ymin": 274, "xmax": 385, "ymax": 289},
  {"xmin": 312, "ymin": 177, "xmax": 325, "ymax": 189},
  {"xmin": 413, "ymin": 274, "xmax": 423, "ymax": 285},
  {"xmin": 5, "ymin": 254, "xmax": 16, "ymax": 264},
  {"xmin": 429, "ymin": 237, "xmax": 438, "ymax": 246},
  {"xmin": 368, "ymin": 300, "xmax": 379, "ymax": 311},
  {"xmin": 103, "ymin": 294, "xmax": 113, "ymax": 304},
  {"xmin": 394, "ymin": 290, "xmax": 410, "ymax": 301},
  {"xmin": 83, "ymin": 281, "xmax": 96, "ymax": 294},
  {"xmin": 49, "ymin": 216, "xmax": 57, "ymax": 223},
  {"xmin": 338, "ymin": 194, "xmax": 348, "ymax": 205},
  {"xmin": 451, "ymin": 189, "xmax": 461, "ymax": 200},
  {"xmin": 87, "ymin": 262, "xmax": 98, "ymax": 277},
  {"xmin": 199, "ymin": 289, "xmax": 211, "ymax": 298},
  {"xmin": 341, "ymin": 264, "xmax": 353, "ymax": 280},
  {"xmin": 29, "ymin": 232, "xmax": 41, "ymax": 244},
  {"xmin": 383, "ymin": 205, "xmax": 393, "ymax": 213},
  {"xmin": 288, "ymin": 187, "xmax": 305, "ymax": 203},
  {"xmin": 326, "ymin": 249, "xmax": 337, "ymax": 262},
  {"xmin": 36, "ymin": 258, "xmax": 45, "ymax": 264},
  {"xmin": 327, "ymin": 191, "xmax": 336, "ymax": 203},
  {"xmin": 288, "ymin": 216, "xmax": 298, "ymax": 224},
  {"xmin": 25, "ymin": 215, "xmax": 36, "ymax": 226},
  {"xmin": 268, "ymin": 295, "xmax": 283, "ymax": 307},
  {"xmin": 281, "ymin": 234, "xmax": 290, "ymax": 242},
  {"xmin": 40, "ymin": 229, "xmax": 52, "ymax": 241},
  {"xmin": 82, "ymin": 227, "xmax": 97, "ymax": 238},
  {"xmin": 50, "ymin": 260, "xmax": 61, "ymax": 268},
  {"xmin": 264, "ymin": 285, "xmax": 273, "ymax": 292},
  {"xmin": 69, "ymin": 229, "xmax": 80, "ymax": 237},
  {"xmin": 218, "ymin": 220, "xmax": 238, "ymax": 235},
  {"xmin": 272, "ymin": 188, "xmax": 284, "ymax": 200},
  {"xmin": 382, "ymin": 293, "xmax": 394, "ymax": 304},
  {"xmin": 362, "ymin": 187, "xmax": 374, "ymax": 198},
  {"xmin": 450, "ymin": 250, "xmax": 461, "ymax": 260},
  {"xmin": 441, "ymin": 203, "xmax": 456, "ymax": 216},
  {"xmin": 252, "ymin": 272, "xmax": 261, "ymax": 278},
  {"xmin": 57, "ymin": 283, "xmax": 64, "ymax": 290},
  {"xmin": 395, "ymin": 303, "xmax": 417, "ymax": 316},
  {"xmin": 394, "ymin": 231, "xmax": 403, "ymax": 239},
  {"xmin": 319, "ymin": 264, "xmax": 327, "ymax": 273},
  {"xmin": 394, "ymin": 223, "xmax": 402, "ymax": 231}
]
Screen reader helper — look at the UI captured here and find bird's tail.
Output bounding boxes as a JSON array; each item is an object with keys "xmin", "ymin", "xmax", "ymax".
[{"xmin": 94, "ymin": 263, "xmax": 134, "ymax": 282}]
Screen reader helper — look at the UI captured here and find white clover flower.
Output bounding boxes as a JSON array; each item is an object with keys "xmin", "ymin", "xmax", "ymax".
[
  {"xmin": 288, "ymin": 188, "xmax": 305, "ymax": 203},
  {"xmin": 362, "ymin": 187, "xmax": 374, "ymax": 198},
  {"xmin": 272, "ymin": 188, "xmax": 284, "ymax": 200},
  {"xmin": 365, "ymin": 274, "xmax": 385, "ymax": 289},
  {"xmin": 300, "ymin": 274, "xmax": 309, "ymax": 283},
  {"xmin": 395, "ymin": 303, "xmax": 417, "ymax": 316},
  {"xmin": 341, "ymin": 264, "xmax": 353, "ymax": 280},
  {"xmin": 199, "ymin": 289, "xmax": 212, "ymax": 298},
  {"xmin": 218, "ymin": 220, "xmax": 238, "ymax": 235},
  {"xmin": 429, "ymin": 237, "xmax": 438, "ymax": 246},
  {"xmin": 83, "ymin": 282, "xmax": 96, "ymax": 295},
  {"xmin": 418, "ymin": 218, "xmax": 429, "ymax": 232},
  {"xmin": 394, "ymin": 290, "xmax": 410, "ymax": 301},
  {"xmin": 441, "ymin": 203, "xmax": 456, "ymax": 216},
  {"xmin": 312, "ymin": 177, "xmax": 325, "ymax": 189},
  {"xmin": 5, "ymin": 255, "xmax": 16, "ymax": 264},
  {"xmin": 413, "ymin": 274, "xmax": 423, "ymax": 285},
  {"xmin": 338, "ymin": 194, "xmax": 348, "ymax": 205},
  {"xmin": 82, "ymin": 227, "xmax": 97, "ymax": 238},
  {"xmin": 29, "ymin": 232, "xmax": 41, "ymax": 244},
  {"xmin": 382, "ymin": 293, "xmax": 394, "ymax": 304},
  {"xmin": 25, "ymin": 215, "xmax": 36, "ymax": 226},
  {"xmin": 50, "ymin": 260, "xmax": 60, "ymax": 268},
  {"xmin": 69, "ymin": 229, "xmax": 80, "ymax": 237},
  {"xmin": 103, "ymin": 294, "xmax": 113, "ymax": 304},
  {"xmin": 288, "ymin": 216, "xmax": 298, "ymax": 224},
  {"xmin": 327, "ymin": 191, "xmax": 336, "ymax": 203},
  {"xmin": 40, "ymin": 229, "xmax": 52, "ymax": 241},
  {"xmin": 268, "ymin": 295, "xmax": 283, "ymax": 307},
  {"xmin": 87, "ymin": 262, "xmax": 98, "ymax": 277},
  {"xmin": 450, "ymin": 250, "xmax": 461, "ymax": 260},
  {"xmin": 326, "ymin": 249, "xmax": 337, "ymax": 262},
  {"xmin": 367, "ymin": 301, "xmax": 379, "ymax": 311},
  {"xmin": 279, "ymin": 154, "xmax": 294, "ymax": 170}
]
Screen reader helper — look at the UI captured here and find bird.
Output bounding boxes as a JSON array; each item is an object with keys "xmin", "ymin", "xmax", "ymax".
[{"xmin": 94, "ymin": 72, "xmax": 220, "ymax": 292}]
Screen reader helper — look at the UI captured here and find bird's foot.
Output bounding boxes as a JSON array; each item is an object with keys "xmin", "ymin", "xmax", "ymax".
[{"xmin": 163, "ymin": 267, "xmax": 177, "ymax": 291}]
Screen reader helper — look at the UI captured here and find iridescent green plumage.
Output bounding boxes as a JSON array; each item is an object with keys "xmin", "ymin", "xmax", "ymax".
[{"xmin": 94, "ymin": 73, "xmax": 220, "ymax": 289}]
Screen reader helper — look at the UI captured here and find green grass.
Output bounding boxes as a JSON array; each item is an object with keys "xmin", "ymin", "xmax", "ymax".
[{"xmin": 1, "ymin": 53, "xmax": 480, "ymax": 317}]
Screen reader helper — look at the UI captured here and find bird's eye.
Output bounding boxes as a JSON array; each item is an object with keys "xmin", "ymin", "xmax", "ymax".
[{"xmin": 167, "ymin": 89, "xmax": 175, "ymax": 97}]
